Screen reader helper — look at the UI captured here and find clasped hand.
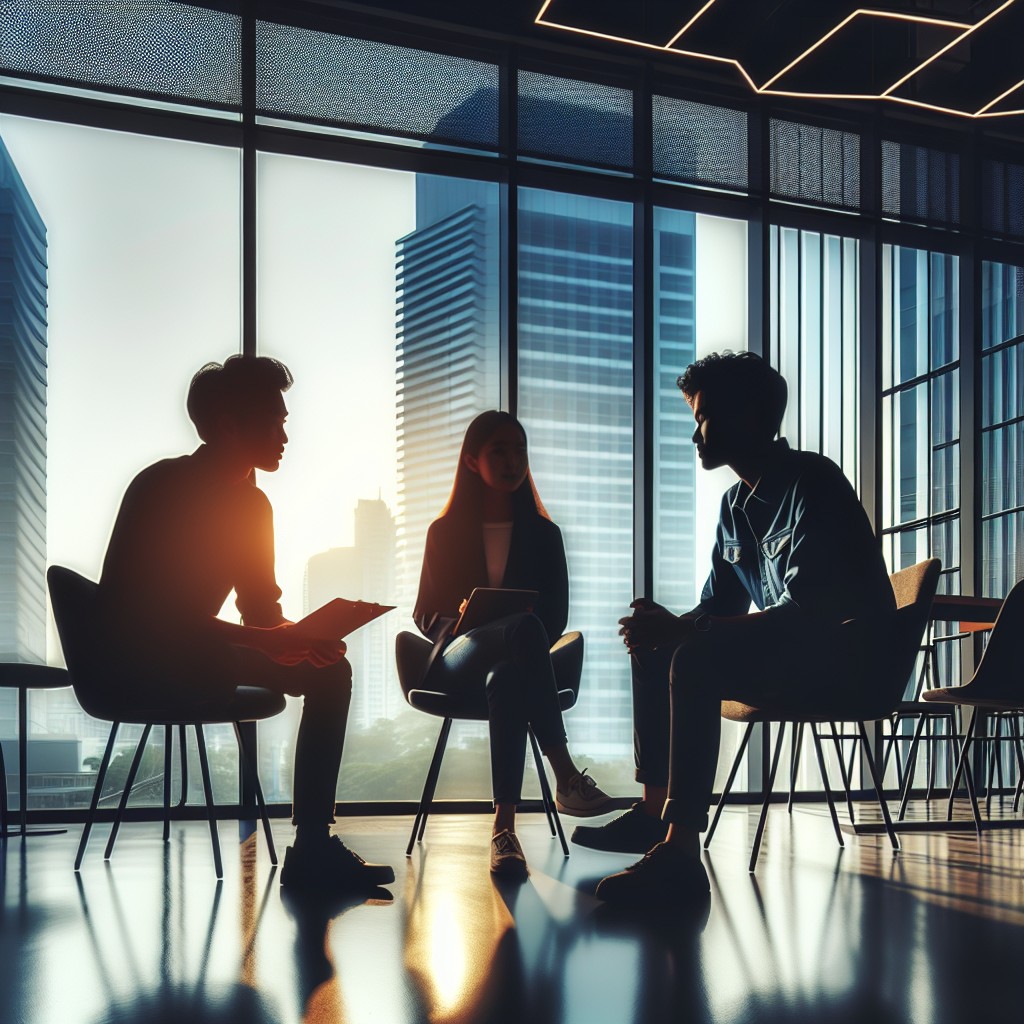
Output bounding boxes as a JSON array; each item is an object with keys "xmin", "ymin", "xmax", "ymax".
[{"xmin": 618, "ymin": 599, "xmax": 690, "ymax": 654}]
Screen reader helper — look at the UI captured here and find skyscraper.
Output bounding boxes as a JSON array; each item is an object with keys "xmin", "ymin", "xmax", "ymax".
[
  {"xmin": 305, "ymin": 497, "xmax": 398, "ymax": 730},
  {"xmin": 395, "ymin": 93, "xmax": 697, "ymax": 760},
  {"xmin": 0, "ymin": 131, "xmax": 47, "ymax": 663}
]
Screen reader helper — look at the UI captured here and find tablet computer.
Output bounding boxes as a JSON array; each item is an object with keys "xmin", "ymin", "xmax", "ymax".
[{"xmin": 453, "ymin": 588, "xmax": 540, "ymax": 636}]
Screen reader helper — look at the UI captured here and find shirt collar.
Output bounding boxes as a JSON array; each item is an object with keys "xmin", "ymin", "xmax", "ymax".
[{"xmin": 731, "ymin": 438, "xmax": 795, "ymax": 513}]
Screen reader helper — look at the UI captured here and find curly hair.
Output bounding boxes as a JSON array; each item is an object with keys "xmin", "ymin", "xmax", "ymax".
[
  {"xmin": 676, "ymin": 351, "xmax": 787, "ymax": 440},
  {"xmin": 186, "ymin": 354, "xmax": 293, "ymax": 442}
]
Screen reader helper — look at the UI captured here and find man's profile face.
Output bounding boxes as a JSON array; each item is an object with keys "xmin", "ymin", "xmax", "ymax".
[
  {"xmin": 236, "ymin": 392, "xmax": 289, "ymax": 473},
  {"xmin": 689, "ymin": 390, "xmax": 729, "ymax": 471}
]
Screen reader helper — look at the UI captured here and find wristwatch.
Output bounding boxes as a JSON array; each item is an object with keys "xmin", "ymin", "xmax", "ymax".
[{"xmin": 693, "ymin": 612, "xmax": 713, "ymax": 632}]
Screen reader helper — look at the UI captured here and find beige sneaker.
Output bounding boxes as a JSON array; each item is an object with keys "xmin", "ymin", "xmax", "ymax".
[
  {"xmin": 556, "ymin": 770, "xmax": 614, "ymax": 817},
  {"xmin": 490, "ymin": 830, "xmax": 528, "ymax": 877}
]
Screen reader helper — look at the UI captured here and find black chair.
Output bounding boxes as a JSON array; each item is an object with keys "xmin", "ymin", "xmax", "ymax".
[
  {"xmin": 704, "ymin": 558, "xmax": 941, "ymax": 871},
  {"xmin": 395, "ymin": 629, "xmax": 584, "ymax": 857},
  {"xmin": 922, "ymin": 576, "xmax": 1024, "ymax": 832},
  {"xmin": 0, "ymin": 663, "xmax": 72, "ymax": 837},
  {"xmin": 47, "ymin": 566, "xmax": 285, "ymax": 877}
]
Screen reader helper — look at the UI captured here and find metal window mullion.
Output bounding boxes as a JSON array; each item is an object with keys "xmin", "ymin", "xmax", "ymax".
[
  {"xmin": 502, "ymin": 51, "xmax": 517, "ymax": 415},
  {"xmin": 242, "ymin": 11, "xmax": 256, "ymax": 357}
]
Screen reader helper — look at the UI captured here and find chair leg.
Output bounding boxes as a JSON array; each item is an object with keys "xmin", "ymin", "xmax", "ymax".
[
  {"xmin": 810, "ymin": 725, "xmax": 844, "ymax": 848},
  {"xmin": 925, "ymin": 718, "xmax": 937, "ymax": 801},
  {"xmin": 787, "ymin": 722, "xmax": 803, "ymax": 814},
  {"xmin": 749, "ymin": 722, "xmax": 786, "ymax": 872},
  {"xmin": 177, "ymin": 724, "xmax": 188, "ymax": 808},
  {"xmin": 407, "ymin": 718, "xmax": 451, "ymax": 856},
  {"xmin": 1009, "ymin": 716, "xmax": 1024, "ymax": 813},
  {"xmin": 162, "ymin": 724, "xmax": 172, "ymax": 843},
  {"xmin": 76, "ymin": 724, "xmax": 119, "ymax": 870},
  {"xmin": 897, "ymin": 714, "xmax": 928, "ymax": 821},
  {"xmin": 529, "ymin": 728, "xmax": 568, "ymax": 856},
  {"xmin": 948, "ymin": 711, "xmax": 983, "ymax": 835},
  {"xmin": 704, "ymin": 722, "xmax": 754, "ymax": 849},
  {"xmin": 858, "ymin": 722, "xmax": 899, "ymax": 852},
  {"xmin": 234, "ymin": 722, "xmax": 277, "ymax": 865},
  {"xmin": 0, "ymin": 733, "xmax": 8, "ymax": 835},
  {"xmin": 104, "ymin": 723, "xmax": 152, "ymax": 860},
  {"xmin": 194, "ymin": 724, "xmax": 223, "ymax": 879},
  {"xmin": 829, "ymin": 721, "xmax": 857, "ymax": 825},
  {"xmin": 881, "ymin": 714, "xmax": 901, "ymax": 787},
  {"xmin": 985, "ymin": 714, "xmax": 1001, "ymax": 817}
]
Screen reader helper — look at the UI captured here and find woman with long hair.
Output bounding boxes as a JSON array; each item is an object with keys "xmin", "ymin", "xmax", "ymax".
[{"xmin": 414, "ymin": 410, "xmax": 611, "ymax": 876}]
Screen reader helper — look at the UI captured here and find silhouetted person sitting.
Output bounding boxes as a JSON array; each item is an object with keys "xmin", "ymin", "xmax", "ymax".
[
  {"xmin": 414, "ymin": 411, "xmax": 611, "ymax": 877},
  {"xmin": 573, "ymin": 351, "xmax": 895, "ymax": 904},
  {"xmin": 99, "ymin": 354, "xmax": 393, "ymax": 891}
]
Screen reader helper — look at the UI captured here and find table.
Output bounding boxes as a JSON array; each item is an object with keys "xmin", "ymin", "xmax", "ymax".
[{"xmin": 0, "ymin": 664, "xmax": 71, "ymax": 838}]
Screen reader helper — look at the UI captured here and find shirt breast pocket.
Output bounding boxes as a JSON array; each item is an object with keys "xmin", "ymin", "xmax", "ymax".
[
  {"xmin": 723, "ymin": 541, "xmax": 743, "ymax": 565},
  {"xmin": 760, "ymin": 529, "xmax": 793, "ymax": 593}
]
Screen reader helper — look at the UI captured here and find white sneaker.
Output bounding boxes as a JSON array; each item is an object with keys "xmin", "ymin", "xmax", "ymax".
[
  {"xmin": 490, "ymin": 829, "xmax": 528, "ymax": 877},
  {"xmin": 556, "ymin": 770, "xmax": 613, "ymax": 817}
]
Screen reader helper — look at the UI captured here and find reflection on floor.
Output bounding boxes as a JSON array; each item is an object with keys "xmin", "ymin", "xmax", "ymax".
[{"xmin": 2, "ymin": 803, "xmax": 1023, "ymax": 1024}]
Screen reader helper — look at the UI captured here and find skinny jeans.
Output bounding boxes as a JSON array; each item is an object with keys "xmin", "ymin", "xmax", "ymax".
[{"xmin": 426, "ymin": 612, "xmax": 570, "ymax": 805}]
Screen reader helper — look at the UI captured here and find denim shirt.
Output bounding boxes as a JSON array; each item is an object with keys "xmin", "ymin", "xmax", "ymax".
[{"xmin": 694, "ymin": 439, "xmax": 894, "ymax": 626}]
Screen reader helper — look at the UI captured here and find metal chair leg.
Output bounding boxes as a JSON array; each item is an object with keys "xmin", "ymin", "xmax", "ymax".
[
  {"xmin": 1009, "ymin": 716, "xmax": 1024, "ymax": 813},
  {"xmin": 829, "ymin": 721, "xmax": 857, "ymax": 825},
  {"xmin": 162, "ymin": 724, "xmax": 172, "ymax": 843},
  {"xmin": 0, "ymin": 734, "xmax": 7, "ymax": 835},
  {"xmin": 704, "ymin": 722, "xmax": 754, "ymax": 849},
  {"xmin": 104, "ymin": 723, "xmax": 152, "ymax": 860},
  {"xmin": 178, "ymin": 724, "xmax": 188, "ymax": 807},
  {"xmin": 949, "ymin": 712, "xmax": 983, "ymax": 834},
  {"xmin": 194, "ymin": 724, "xmax": 223, "ymax": 879},
  {"xmin": 810, "ymin": 725, "xmax": 844, "ymax": 848},
  {"xmin": 76, "ymin": 724, "xmax": 119, "ymax": 870},
  {"xmin": 529, "ymin": 728, "xmax": 568, "ymax": 856},
  {"xmin": 897, "ymin": 715, "xmax": 927, "ymax": 821},
  {"xmin": 787, "ymin": 722, "xmax": 803, "ymax": 813},
  {"xmin": 407, "ymin": 718, "xmax": 451, "ymax": 856},
  {"xmin": 858, "ymin": 722, "xmax": 899, "ymax": 852},
  {"xmin": 234, "ymin": 722, "xmax": 277, "ymax": 865},
  {"xmin": 925, "ymin": 717, "xmax": 937, "ymax": 801},
  {"xmin": 985, "ymin": 714, "xmax": 1001, "ymax": 817},
  {"xmin": 749, "ymin": 722, "xmax": 786, "ymax": 872}
]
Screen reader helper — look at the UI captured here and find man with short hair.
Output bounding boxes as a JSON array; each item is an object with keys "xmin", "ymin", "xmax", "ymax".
[
  {"xmin": 100, "ymin": 354, "xmax": 394, "ymax": 891},
  {"xmin": 574, "ymin": 351, "xmax": 894, "ymax": 904}
]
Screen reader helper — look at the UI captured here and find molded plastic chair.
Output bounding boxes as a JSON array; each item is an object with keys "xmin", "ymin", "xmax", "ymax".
[
  {"xmin": 704, "ymin": 558, "xmax": 941, "ymax": 871},
  {"xmin": 395, "ymin": 628, "xmax": 584, "ymax": 857},
  {"xmin": 922, "ymin": 576, "xmax": 1024, "ymax": 832},
  {"xmin": 47, "ymin": 566, "xmax": 285, "ymax": 877},
  {"xmin": 0, "ymin": 663, "xmax": 71, "ymax": 837}
]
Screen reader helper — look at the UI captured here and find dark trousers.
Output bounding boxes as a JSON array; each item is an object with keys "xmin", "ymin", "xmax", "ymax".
[
  {"xmin": 427, "ymin": 612, "xmax": 569, "ymax": 805},
  {"xmin": 229, "ymin": 648, "xmax": 351, "ymax": 828},
  {"xmin": 632, "ymin": 615, "xmax": 875, "ymax": 831}
]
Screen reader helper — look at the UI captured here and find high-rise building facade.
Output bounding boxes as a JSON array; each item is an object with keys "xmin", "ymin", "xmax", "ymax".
[
  {"xmin": 395, "ymin": 101, "xmax": 696, "ymax": 759},
  {"xmin": 0, "ymin": 133, "xmax": 47, "ymax": 668}
]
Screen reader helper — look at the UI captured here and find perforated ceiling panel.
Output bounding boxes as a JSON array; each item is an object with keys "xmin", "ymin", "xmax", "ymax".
[
  {"xmin": 653, "ymin": 95, "xmax": 747, "ymax": 191},
  {"xmin": 770, "ymin": 119, "xmax": 860, "ymax": 209},
  {"xmin": 882, "ymin": 141, "xmax": 960, "ymax": 226},
  {"xmin": 0, "ymin": 0, "xmax": 241, "ymax": 106}
]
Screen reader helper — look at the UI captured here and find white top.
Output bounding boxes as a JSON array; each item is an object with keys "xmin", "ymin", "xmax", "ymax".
[{"xmin": 482, "ymin": 522, "xmax": 514, "ymax": 589}]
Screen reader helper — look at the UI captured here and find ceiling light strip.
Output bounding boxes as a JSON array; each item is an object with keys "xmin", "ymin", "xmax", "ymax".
[{"xmin": 664, "ymin": 0, "xmax": 721, "ymax": 49}]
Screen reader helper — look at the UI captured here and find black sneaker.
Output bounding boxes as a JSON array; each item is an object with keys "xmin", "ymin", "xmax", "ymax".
[
  {"xmin": 570, "ymin": 802, "xmax": 669, "ymax": 853},
  {"xmin": 595, "ymin": 842, "xmax": 709, "ymax": 906},
  {"xmin": 490, "ymin": 829, "xmax": 528, "ymax": 878},
  {"xmin": 280, "ymin": 835, "xmax": 395, "ymax": 892}
]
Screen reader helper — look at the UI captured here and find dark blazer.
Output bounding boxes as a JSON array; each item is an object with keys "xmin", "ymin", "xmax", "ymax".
[{"xmin": 414, "ymin": 512, "xmax": 569, "ymax": 647}]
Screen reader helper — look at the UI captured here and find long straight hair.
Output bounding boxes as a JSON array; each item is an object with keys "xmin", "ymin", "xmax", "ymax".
[{"xmin": 438, "ymin": 410, "xmax": 551, "ymax": 526}]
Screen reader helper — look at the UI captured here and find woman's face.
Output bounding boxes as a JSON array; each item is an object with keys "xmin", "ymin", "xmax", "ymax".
[{"xmin": 465, "ymin": 422, "xmax": 529, "ymax": 494}]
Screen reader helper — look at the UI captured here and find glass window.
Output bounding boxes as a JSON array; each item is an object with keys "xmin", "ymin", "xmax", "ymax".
[
  {"xmin": 517, "ymin": 187, "xmax": 635, "ymax": 788},
  {"xmin": 981, "ymin": 260, "xmax": 1024, "ymax": 598},
  {"xmin": 653, "ymin": 207, "xmax": 748, "ymax": 789},
  {"xmin": 257, "ymin": 156, "xmax": 500, "ymax": 802},
  {"xmin": 0, "ymin": 114, "xmax": 241, "ymax": 811},
  {"xmin": 881, "ymin": 245, "xmax": 960, "ymax": 691}
]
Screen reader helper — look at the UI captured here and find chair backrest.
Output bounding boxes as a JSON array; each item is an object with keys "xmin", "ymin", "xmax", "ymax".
[
  {"xmin": 878, "ymin": 558, "xmax": 942, "ymax": 709},
  {"xmin": 967, "ymin": 577, "xmax": 1024, "ymax": 697},
  {"xmin": 46, "ymin": 566, "xmax": 115, "ymax": 718}
]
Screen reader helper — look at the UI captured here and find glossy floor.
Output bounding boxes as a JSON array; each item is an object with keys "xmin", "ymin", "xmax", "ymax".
[{"xmin": 2, "ymin": 803, "xmax": 1023, "ymax": 1024}]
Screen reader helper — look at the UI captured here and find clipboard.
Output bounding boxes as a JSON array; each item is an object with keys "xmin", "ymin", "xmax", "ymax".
[
  {"xmin": 296, "ymin": 598, "xmax": 395, "ymax": 641},
  {"xmin": 452, "ymin": 588, "xmax": 539, "ymax": 636}
]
